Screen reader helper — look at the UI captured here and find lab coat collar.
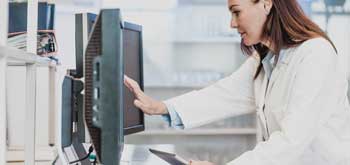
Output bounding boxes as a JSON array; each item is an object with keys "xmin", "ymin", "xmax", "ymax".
[
  {"xmin": 264, "ymin": 49, "xmax": 291, "ymax": 104},
  {"xmin": 261, "ymin": 49, "xmax": 288, "ymax": 80}
]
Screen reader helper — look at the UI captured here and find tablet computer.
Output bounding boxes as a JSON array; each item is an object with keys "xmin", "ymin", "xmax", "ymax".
[{"xmin": 149, "ymin": 148, "xmax": 189, "ymax": 165}]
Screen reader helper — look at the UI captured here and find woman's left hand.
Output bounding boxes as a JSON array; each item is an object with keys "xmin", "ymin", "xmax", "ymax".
[{"xmin": 189, "ymin": 160, "xmax": 215, "ymax": 165}]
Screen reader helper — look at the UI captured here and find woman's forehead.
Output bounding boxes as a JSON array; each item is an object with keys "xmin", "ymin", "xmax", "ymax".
[
  {"xmin": 228, "ymin": 0, "xmax": 240, "ymax": 11},
  {"xmin": 228, "ymin": 0, "xmax": 252, "ymax": 8},
  {"xmin": 228, "ymin": 0, "xmax": 240, "ymax": 5}
]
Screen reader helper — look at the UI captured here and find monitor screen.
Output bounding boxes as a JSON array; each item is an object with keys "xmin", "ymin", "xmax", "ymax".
[{"xmin": 123, "ymin": 22, "xmax": 145, "ymax": 135}]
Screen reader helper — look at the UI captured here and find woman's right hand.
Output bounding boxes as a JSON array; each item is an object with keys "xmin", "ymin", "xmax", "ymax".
[{"xmin": 124, "ymin": 75, "xmax": 168, "ymax": 115}]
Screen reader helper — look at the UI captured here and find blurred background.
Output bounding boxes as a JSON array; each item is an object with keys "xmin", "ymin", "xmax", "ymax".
[{"xmin": 54, "ymin": 0, "xmax": 350, "ymax": 164}]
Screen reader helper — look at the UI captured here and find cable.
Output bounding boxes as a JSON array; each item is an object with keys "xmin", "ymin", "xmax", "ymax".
[
  {"xmin": 91, "ymin": 156, "xmax": 97, "ymax": 165},
  {"xmin": 69, "ymin": 145, "xmax": 94, "ymax": 164},
  {"xmin": 51, "ymin": 155, "xmax": 59, "ymax": 165}
]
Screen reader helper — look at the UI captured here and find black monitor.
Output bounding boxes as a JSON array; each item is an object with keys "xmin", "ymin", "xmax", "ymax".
[
  {"xmin": 84, "ymin": 9, "xmax": 144, "ymax": 164},
  {"xmin": 74, "ymin": 13, "xmax": 97, "ymax": 78}
]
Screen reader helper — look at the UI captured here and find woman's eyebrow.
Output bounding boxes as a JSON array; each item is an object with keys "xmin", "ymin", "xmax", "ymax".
[{"xmin": 229, "ymin": 4, "xmax": 239, "ymax": 11}]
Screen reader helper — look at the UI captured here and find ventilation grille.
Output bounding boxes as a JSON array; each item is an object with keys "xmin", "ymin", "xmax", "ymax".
[{"xmin": 84, "ymin": 15, "xmax": 102, "ymax": 159}]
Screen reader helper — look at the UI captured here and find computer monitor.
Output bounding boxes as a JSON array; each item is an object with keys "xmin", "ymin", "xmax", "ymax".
[
  {"xmin": 84, "ymin": 9, "xmax": 144, "ymax": 164},
  {"xmin": 74, "ymin": 13, "xmax": 97, "ymax": 79}
]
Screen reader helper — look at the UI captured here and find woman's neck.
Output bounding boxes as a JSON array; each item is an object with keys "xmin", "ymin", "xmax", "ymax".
[
  {"xmin": 261, "ymin": 39, "xmax": 276, "ymax": 53},
  {"xmin": 261, "ymin": 39, "xmax": 279, "ymax": 65}
]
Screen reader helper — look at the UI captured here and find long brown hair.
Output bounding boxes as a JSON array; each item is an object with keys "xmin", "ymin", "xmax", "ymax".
[{"xmin": 241, "ymin": 0, "xmax": 337, "ymax": 78}]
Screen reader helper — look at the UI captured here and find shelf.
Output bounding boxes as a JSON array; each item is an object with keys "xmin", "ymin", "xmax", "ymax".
[
  {"xmin": 178, "ymin": 0, "xmax": 227, "ymax": 6},
  {"xmin": 134, "ymin": 128, "xmax": 257, "ymax": 136},
  {"xmin": 0, "ymin": 46, "xmax": 55, "ymax": 66},
  {"xmin": 7, "ymin": 145, "xmax": 57, "ymax": 162},
  {"xmin": 312, "ymin": 11, "xmax": 350, "ymax": 15},
  {"xmin": 172, "ymin": 36, "xmax": 241, "ymax": 44},
  {"xmin": 144, "ymin": 71, "xmax": 224, "ymax": 89},
  {"xmin": 143, "ymin": 37, "xmax": 242, "ymax": 44},
  {"xmin": 145, "ymin": 85, "xmax": 206, "ymax": 89}
]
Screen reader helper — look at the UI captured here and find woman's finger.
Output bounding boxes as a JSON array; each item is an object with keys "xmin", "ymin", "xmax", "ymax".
[
  {"xmin": 124, "ymin": 75, "xmax": 142, "ymax": 93},
  {"xmin": 124, "ymin": 80, "xmax": 133, "ymax": 92},
  {"xmin": 136, "ymin": 90, "xmax": 149, "ymax": 100},
  {"xmin": 124, "ymin": 76, "xmax": 134, "ymax": 91},
  {"xmin": 124, "ymin": 75, "xmax": 143, "ymax": 97},
  {"xmin": 134, "ymin": 100, "xmax": 146, "ymax": 111},
  {"xmin": 124, "ymin": 75, "xmax": 138, "ymax": 87},
  {"xmin": 124, "ymin": 76, "xmax": 135, "ymax": 88}
]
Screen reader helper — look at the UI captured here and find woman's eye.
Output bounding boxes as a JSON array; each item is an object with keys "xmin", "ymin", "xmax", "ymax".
[{"xmin": 232, "ymin": 11, "xmax": 240, "ymax": 17}]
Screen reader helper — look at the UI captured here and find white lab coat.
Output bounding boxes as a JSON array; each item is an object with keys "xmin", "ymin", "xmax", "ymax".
[{"xmin": 165, "ymin": 38, "xmax": 350, "ymax": 165}]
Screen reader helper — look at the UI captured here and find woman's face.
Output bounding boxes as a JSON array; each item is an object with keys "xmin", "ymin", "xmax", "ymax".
[{"xmin": 228, "ymin": 0, "xmax": 271, "ymax": 46}]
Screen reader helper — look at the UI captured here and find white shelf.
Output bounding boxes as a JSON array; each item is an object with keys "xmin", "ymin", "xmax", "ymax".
[
  {"xmin": 7, "ymin": 146, "xmax": 57, "ymax": 162},
  {"xmin": 172, "ymin": 36, "xmax": 241, "ymax": 44},
  {"xmin": 178, "ymin": 0, "xmax": 227, "ymax": 5},
  {"xmin": 135, "ymin": 128, "xmax": 257, "ymax": 135},
  {"xmin": 145, "ymin": 85, "xmax": 206, "ymax": 89},
  {"xmin": 0, "ymin": 46, "xmax": 55, "ymax": 66}
]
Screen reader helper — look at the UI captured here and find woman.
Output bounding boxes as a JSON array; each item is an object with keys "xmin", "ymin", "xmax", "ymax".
[{"xmin": 124, "ymin": 0, "xmax": 350, "ymax": 164}]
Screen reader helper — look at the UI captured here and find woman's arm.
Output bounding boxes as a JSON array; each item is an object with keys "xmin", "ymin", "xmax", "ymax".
[
  {"xmin": 125, "ymin": 53, "xmax": 260, "ymax": 129},
  {"xmin": 164, "ymin": 54, "xmax": 260, "ymax": 129}
]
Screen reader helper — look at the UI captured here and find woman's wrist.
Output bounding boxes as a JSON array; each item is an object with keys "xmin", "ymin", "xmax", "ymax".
[{"xmin": 156, "ymin": 101, "xmax": 168, "ymax": 115}]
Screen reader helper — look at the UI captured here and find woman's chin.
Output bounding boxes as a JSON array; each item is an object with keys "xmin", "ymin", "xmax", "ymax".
[
  {"xmin": 242, "ymin": 39, "xmax": 253, "ymax": 46},
  {"xmin": 242, "ymin": 38, "xmax": 258, "ymax": 46}
]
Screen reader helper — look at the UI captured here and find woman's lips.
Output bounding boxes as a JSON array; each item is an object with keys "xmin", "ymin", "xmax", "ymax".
[{"xmin": 240, "ymin": 32, "xmax": 246, "ymax": 38}]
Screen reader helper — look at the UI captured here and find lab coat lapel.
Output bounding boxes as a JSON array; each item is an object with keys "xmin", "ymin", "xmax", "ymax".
[
  {"xmin": 266, "ymin": 64, "xmax": 284, "ymax": 98},
  {"xmin": 266, "ymin": 52, "xmax": 291, "ymax": 98},
  {"xmin": 257, "ymin": 71, "xmax": 269, "ymax": 133}
]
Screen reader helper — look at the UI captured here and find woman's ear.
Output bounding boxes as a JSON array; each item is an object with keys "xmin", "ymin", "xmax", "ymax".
[{"xmin": 262, "ymin": 0, "xmax": 273, "ymax": 15}]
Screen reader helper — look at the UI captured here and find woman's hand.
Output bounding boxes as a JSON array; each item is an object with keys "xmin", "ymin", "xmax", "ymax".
[
  {"xmin": 124, "ymin": 75, "xmax": 168, "ymax": 115},
  {"xmin": 189, "ymin": 160, "xmax": 215, "ymax": 165}
]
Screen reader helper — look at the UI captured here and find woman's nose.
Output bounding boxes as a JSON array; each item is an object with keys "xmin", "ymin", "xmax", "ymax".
[{"xmin": 230, "ymin": 17, "xmax": 238, "ymax": 29}]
